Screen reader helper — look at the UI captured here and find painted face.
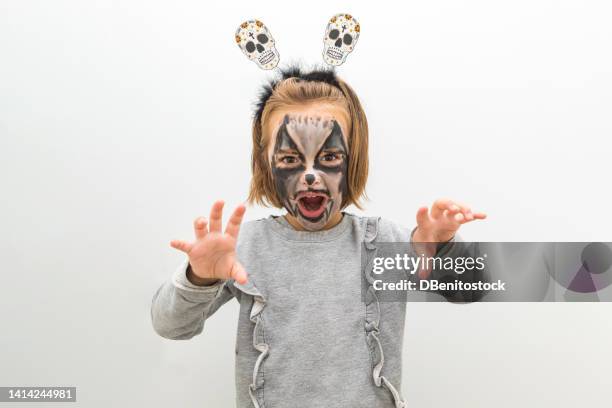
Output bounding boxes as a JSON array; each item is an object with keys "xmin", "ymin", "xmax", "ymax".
[{"xmin": 270, "ymin": 114, "xmax": 348, "ymax": 231}]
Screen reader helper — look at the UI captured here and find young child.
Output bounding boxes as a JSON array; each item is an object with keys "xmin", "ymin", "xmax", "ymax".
[{"xmin": 151, "ymin": 67, "xmax": 486, "ymax": 408}]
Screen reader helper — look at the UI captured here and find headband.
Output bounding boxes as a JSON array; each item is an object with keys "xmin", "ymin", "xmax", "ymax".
[{"xmin": 253, "ymin": 66, "xmax": 344, "ymax": 123}]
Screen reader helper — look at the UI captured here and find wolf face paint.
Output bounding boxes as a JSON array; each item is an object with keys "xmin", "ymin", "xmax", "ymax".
[{"xmin": 270, "ymin": 114, "xmax": 348, "ymax": 231}]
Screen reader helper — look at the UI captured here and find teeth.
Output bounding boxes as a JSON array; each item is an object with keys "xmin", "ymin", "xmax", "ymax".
[
  {"xmin": 258, "ymin": 50, "xmax": 275, "ymax": 64},
  {"xmin": 299, "ymin": 192, "xmax": 325, "ymax": 199},
  {"xmin": 326, "ymin": 47, "xmax": 343, "ymax": 60}
]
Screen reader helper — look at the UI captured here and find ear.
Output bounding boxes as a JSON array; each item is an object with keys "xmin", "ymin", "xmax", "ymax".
[{"xmin": 234, "ymin": 19, "xmax": 281, "ymax": 70}]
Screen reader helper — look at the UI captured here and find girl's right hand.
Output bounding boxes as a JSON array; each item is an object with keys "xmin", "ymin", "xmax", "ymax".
[{"xmin": 170, "ymin": 200, "xmax": 248, "ymax": 285}]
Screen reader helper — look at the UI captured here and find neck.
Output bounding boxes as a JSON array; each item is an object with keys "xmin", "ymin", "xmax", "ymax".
[{"xmin": 284, "ymin": 212, "xmax": 344, "ymax": 231}]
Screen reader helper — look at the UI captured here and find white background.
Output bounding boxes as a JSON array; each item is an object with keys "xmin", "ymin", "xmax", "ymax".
[{"xmin": 1, "ymin": 0, "xmax": 611, "ymax": 406}]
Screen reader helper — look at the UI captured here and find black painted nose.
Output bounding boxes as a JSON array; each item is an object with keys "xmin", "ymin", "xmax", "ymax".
[{"xmin": 305, "ymin": 174, "xmax": 315, "ymax": 185}]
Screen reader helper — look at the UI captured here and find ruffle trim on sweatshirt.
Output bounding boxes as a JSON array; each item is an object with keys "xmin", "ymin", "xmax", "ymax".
[
  {"xmin": 233, "ymin": 280, "xmax": 268, "ymax": 408},
  {"xmin": 363, "ymin": 217, "xmax": 407, "ymax": 408}
]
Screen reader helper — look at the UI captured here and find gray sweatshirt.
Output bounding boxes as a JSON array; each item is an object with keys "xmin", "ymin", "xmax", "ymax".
[{"xmin": 151, "ymin": 213, "xmax": 460, "ymax": 408}]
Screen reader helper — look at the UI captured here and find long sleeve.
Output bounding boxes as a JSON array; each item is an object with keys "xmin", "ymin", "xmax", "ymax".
[
  {"xmin": 420, "ymin": 234, "xmax": 491, "ymax": 302},
  {"xmin": 379, "ymin": 218, "xmax": 489, "ymax": 302},
  {"xmin": 150, "ymin": 258, "xmax": 236, "ymax": 340}
]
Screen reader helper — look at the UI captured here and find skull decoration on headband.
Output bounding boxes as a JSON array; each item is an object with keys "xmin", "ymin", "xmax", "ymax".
[
  {"xmin": 235, "ymin": 20, "xmax": 280, "ymax": 70},
  {"xmin": 322, "ymin": 14, "xmax": 360, "ymax": 66}
]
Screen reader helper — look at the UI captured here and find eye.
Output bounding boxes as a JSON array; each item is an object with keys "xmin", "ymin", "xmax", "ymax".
[
  {"xmin": 257, "ymin": 34, "xmax": 269, "ymax": 44},
  {"xmin": 343, "ymin": 34, "xmax": 353, "ymax": 45},
  {"xmin": 245, "ymin": 41, "xmax": 256, "ymax": 53},
  {"xmin": 280, "ymin": 155, "xmax": 300, "ymax": 165},
  {"xmin": 329, "ymin": 29, "xmax": 339, "ymax": 40},
  {"xmin": 320, "ymin": 152, "xmax": 342, "ymax": 163}
]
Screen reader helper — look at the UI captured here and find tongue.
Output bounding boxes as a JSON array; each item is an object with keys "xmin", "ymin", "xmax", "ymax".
[
  {"xmin": 302, "ymin": 196, "xmax": 323, "ymax": 210},
  {"xmin": 298, "ymin": 196, "xmax": 326, "ymax": 219}
]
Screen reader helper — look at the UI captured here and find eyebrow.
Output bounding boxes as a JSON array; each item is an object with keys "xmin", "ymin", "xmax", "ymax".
[{"xmin": 274, "ymin": 148, "xmax": 299, "ymax": 155}]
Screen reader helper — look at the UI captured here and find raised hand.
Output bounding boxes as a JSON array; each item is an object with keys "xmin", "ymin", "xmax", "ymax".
[
  {"xmin": 170, "ymin": 200, "xmax": 248, "ymax": 285},
  {"xmin": 413, "ymin": 198, "xmax": 487, "ymax": 243},
  {"xmin": 411, "ymin": 199, "xmax": 486, "ymax": 279}
]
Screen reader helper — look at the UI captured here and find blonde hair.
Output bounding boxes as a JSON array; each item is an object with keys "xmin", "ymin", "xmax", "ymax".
[{"xmin": 248, "ymin": 69, "xmax": 369, "ymax": 209}]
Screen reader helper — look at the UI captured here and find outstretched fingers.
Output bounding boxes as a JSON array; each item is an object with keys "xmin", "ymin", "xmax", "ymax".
[
  {"xmin": 193, "ymin": 216, "xmax": 208, "ymax": 240},
  {"xmin": 430, "ymin": 199, "xmax": 456, "ymax": 219},
  {"xmin": 433, "ymin": 199, "xmax": 479, "ymax": 224},
  {"xmin": 415, "ymin": 206, "xmax": 431, "ymax": 228},
  {"xmin": 225, "ymin": 204, "xmax": 246, "ymax": 239},
  {"xmin": 209, "ymin": 200, "xmax": 225, "ymax": 233},
  {"xmin": 453, "ymin": 208, "xmax": 487, "ymax": 225},
  {"xmin": 170, "ymin": 239, "xmax": 193, "ymax": 254}
]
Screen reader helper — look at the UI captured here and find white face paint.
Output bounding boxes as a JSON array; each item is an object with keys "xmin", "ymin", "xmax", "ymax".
[
  {"xmin": 322, "ymin": 14, "xmax": 360, "ymax": 66},
  {"xmin": 235, "ymin": 20, "xmax": 280, "ymax": 70},
  {"xmin": 269, "ymin": 114, "xmax": 349, "ymax": 231}
]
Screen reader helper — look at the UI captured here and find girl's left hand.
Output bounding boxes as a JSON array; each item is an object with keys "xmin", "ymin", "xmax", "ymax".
[{"xmin": 412, "ymin": 198, "xmax": 487, "ymax": 243}]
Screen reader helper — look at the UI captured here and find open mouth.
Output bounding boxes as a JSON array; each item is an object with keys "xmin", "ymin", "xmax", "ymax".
[{"xmin": 295, "ymin": 191, "xmax": 329, "ymax": 221}]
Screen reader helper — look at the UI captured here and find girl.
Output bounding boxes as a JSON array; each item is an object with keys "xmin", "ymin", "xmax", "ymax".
[{"xmin": 151, "ymin": 66, "xmax": 486, "ymax": 408}]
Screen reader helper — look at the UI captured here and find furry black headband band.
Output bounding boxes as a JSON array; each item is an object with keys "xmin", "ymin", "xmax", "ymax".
[{"xmin": 253, "ymin": 65, "xmax": 342, "ymax": 123}]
